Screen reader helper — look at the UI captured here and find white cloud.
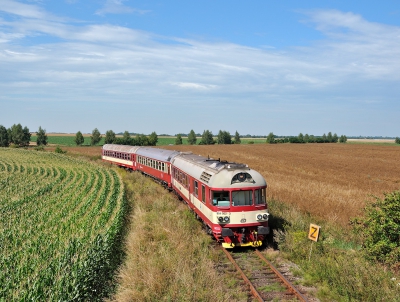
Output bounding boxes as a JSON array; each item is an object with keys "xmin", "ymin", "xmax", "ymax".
[
  {"xmin": 172, "ymin": 82, "xmax": 217, "ymax": 90},
  {"xmin": 95, "ymin": 0, "xmax": 150, "ymax": 16}
]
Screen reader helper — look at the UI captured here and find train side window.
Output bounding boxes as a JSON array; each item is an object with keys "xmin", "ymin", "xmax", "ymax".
[
  {"xmin": 201, "ymin": 185, "xmax": 206, "ymax": 204},
  {"xmin": 194, "ymin": 181, "xmax": 198, "ymax": 197},
  {"xmin": 162, "ymin": 163, "xmax": 165, "ymax": 171}
]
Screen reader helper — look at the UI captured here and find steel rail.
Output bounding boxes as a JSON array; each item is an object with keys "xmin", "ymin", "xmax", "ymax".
[
  {"xmin": 255, "ymin": 249, "xmax": 309, "ymax": 302},
  {"xmin": 221, "ymin": 247, "xmax": 264, "ymax": 302}
]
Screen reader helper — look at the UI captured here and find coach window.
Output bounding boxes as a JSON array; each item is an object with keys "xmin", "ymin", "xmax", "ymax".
[
  {"xmin": 232, "ymin": 190, "xmax": 253, "ymax": 206},
  {"xmin": 194, "ymin": 181, "xmax": 198, "ymax": 197},
  {"xmin": 202, "ymin": 185, "xmax": 206, "ymax": 204}
]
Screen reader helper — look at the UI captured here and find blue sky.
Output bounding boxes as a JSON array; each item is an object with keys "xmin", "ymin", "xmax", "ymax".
[{"xmin": 1, "ymin": 0, "xmax": 399, "ymax": 136}]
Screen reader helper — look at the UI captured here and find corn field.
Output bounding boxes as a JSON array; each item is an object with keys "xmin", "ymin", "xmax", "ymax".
[{"xmin": 0, "ymin": 148, "xmax": 126, "ymax": 301}]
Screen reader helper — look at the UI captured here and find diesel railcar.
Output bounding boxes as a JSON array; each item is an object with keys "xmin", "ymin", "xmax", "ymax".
[{"xmin": 102, "ymin": 144, "xmax": 270, "ymax": 248}]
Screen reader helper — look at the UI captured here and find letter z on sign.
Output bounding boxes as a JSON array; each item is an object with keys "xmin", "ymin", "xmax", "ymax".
[{"xmin": 308, "ymin": 224, "xmax": 321, "ymax": 242}]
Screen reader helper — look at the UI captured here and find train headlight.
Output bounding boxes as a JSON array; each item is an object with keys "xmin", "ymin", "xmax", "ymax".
[
  {"xmin": 263, "ymin": 213, "xmax": 269, "ymax": 220},
  {"xmin": 224, "ymin": 216, "xmax": 230, "ymax": 223},
  {"xmin": 218, "ymin": 217, "xmax": 224, "ymax": 223},
  {"xmin": 257, "ymin": 214, "xmax": 263, "ymax": 220}
]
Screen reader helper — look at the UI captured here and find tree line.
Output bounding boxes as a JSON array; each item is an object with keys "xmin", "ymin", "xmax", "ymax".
[
  {"xmin": 0, "ymin": 124, "xmax": 48, "ymax": 147},
  {"xmin": 2, "ymin": 124, "xmax": 399, "ymax": 148},
  {"xmin": 174, "ymin": 130, "xmax": 241, "ymax": 145},
  {"xmin": 266, "ymin": 132, "xmax": 348, "ymax": 144}
]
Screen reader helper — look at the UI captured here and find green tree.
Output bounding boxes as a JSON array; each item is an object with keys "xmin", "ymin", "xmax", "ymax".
[
  {"xmin": 104, "ymin": 130, "xmax": 116, "ymax": 144},
  {"xmin": 9, "ymin": 124, "xmax": 30, "ymax": 147},
  {"xmin": 333, "ymin": 133, "xmax": 339, "ymax": 143},
  {"xmin": 298, "ymin": 133, "xmax": 304, "ymax": 143},
  {"xmin": 188, "ymin": 130, "xmax": 197, "ymax": 145},
  {"xmin": 351, "ymin": 191, "xmax": 400, "ymax": 265},
  {"xmin": 36, "ymin": 126, "xmax": 48, "ymax": 146},
  {"xmin": 74, "ymin": 131, "xmax": 84, "ymax": 146},
  {"xmin": 116, "ymin": 130, "xmax": 135, "ymax": 145},
  {"xmin": 327, "ymin": 132, "xmax": 333, "ymax": 143},
  {"xmin": 90, "ymin": 128, "xmax": 102, "ymax": 146},
  {"xmin": 136, "ymin": 134, "xmax": 149, "ymax": 146},
  {"xmin": 233, "ymin": 131, "xmax": 241, "ymax": 144},
  {"xmin": 175, "ymin": 134, "xmax": 183, "ymax": 145},
  {"xmin": 339, "ymin": 135, "xmax": 347, "ymax": 143},
  {"xmin": 217, "ymin": 130, "xmax": 231, "ymax": 144},
  {"xmin": 0, "ymin": 125, "xmax": 9, "ymax": 147},
  {"xmin": 322, "ymin": 133, "xmax": 327, "ymax": 143},
  {"xmin": 22, "ymin": 126, "xmax": 31, "ymax": 147},
  {"xmin": 200, "ymin": 130, "xmax": 214, "ymax": 145},
  {"xmin": 304, "ymin": 134, "xmax": 309, "ymax": 143},
  {"xmin": 395, "ymin": 137, "xmax": 400, "ymax": 144},
  {"xmin": 9, "ymin": 124, "xmax": 24, "ymax": 147},
  {"xmin": 148, "ymin": 131, "xmax": 158, "ymax": 146},
  {"xmin": 266, "ymin": 132, "xmax": 275, "ymax": 144}
]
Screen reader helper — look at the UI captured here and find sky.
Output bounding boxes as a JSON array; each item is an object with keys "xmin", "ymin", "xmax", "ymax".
[{"xmin": 1, "ymin": 0, "xmax": 400, "ymax": 136}]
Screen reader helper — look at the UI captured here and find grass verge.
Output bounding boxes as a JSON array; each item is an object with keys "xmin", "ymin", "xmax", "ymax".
[
  {"xmin": 268, "ymin": 199, "xmax": 400, "ymax": 301},
  {"xmin": 107, "ymin": 170, "xmax": 235, "ymax": 302}
]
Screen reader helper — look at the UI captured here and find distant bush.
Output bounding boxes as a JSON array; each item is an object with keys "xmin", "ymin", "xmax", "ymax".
[
  {"xmin": 248, "ymin": 141, "xmax": 254, "ymax": 144},
  {"xmin": 34, "ymin": 145, "xmax": 45, "ymax": 151},
  {"xmin": 55, "ymin": 146, "xmax": 67, "ymax": 154},
  {"xmin": 395, "ymin": 137, "xmax": 400, "ymax": 144}
]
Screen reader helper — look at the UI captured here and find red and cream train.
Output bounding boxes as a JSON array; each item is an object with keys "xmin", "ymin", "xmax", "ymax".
[{"xmin": 102, "ymin": 144, "xmax": 270, "ymax": 248}]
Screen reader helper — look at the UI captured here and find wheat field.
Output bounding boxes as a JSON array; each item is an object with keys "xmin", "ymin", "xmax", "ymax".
[{"xmin": 162, "ymin": 143, "xmax": 400, "ymax": 226}]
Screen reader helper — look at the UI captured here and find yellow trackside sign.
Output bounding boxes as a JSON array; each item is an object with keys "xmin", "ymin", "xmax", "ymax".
[{"xmin": 308, "ymin": 224, "xmax": 321, "ymax": 242}]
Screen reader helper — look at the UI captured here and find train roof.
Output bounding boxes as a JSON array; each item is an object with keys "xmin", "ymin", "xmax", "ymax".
[
  {"xmin": 102, "ymin": 144, "xmax": 141, "ymax": 153},
  {"xmin": 136, "ymin": 147, "xmax": 180, "ymax": 162},
  {"xmin": 172, "ymin": 152, "xmax": 266, "ymax": 188}
]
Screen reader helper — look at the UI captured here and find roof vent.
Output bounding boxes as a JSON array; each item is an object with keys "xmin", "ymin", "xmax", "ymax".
[{"xmin": 200, "ymin": 171, "xmax": 212, "ymax": 183}]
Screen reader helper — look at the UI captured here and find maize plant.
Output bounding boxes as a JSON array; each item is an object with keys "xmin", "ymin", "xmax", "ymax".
[{"xmin": 0, "ymin": 148, "xmax": 126, "ymax": 301}]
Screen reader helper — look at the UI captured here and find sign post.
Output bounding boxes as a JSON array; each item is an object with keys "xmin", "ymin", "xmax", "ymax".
[
  {"xmin": 308, "ymin": 223, "xmax": 321, "ymax": 261},
  {"xmin": 308, "ymin": 224, "xmax": 320, "ymax": 242}
]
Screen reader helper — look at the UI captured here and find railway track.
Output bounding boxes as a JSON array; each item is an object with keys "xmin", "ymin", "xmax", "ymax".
[{"xmin": 221, "ymin": 247, "xmax": 309, "ymax": 302}]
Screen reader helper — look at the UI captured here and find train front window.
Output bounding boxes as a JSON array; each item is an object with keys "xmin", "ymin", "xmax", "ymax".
[
  {"xmin": 255, "ymin": 189, "xmax": 266, "ymax": 205},
  {"xmin": 212, "ymin": 191, "xmax": 230, "ymax": 206},
  {"xmin": 232, "ymin": 190, "xmax": 253, "ymax": 206}
]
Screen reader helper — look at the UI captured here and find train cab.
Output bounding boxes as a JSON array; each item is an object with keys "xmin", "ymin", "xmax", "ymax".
[{"xmin": 172, "ymin": 153, "xmax": 269, "ymax": 248}]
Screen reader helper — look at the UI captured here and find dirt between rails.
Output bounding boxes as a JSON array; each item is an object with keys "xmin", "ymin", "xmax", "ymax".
[{"xmin": 217, "ymin": 247, "xmax": 320, "ymax": 302}]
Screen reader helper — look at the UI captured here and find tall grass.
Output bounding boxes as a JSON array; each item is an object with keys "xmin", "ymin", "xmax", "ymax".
[
  {"xmin": 268, "ymin": 199, "xmax": 400, "ymax": 301},
  {"xmin": 108, "ymin": 170, "xmax": 234, "ymax": 302}
]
